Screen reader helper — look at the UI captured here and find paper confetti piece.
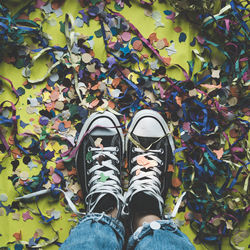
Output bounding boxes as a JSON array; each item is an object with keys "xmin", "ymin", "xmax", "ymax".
[
  {"xmin": 13, "ymin": 231, "xmax": 22, "ymax": 241},
  {"xmin": 99, "ymin": 173, "xmax": 109, "ymax": 182},
  {"xmin": 213, "ymin": 148, "xmax": 224, "ymax": 159},
  {"xmin": 172, "ymin": 177, "xmax": 182, "ymax": 188},
  {"xmin": 22, "ymin": 211, "xmax": 33, "ymax": 221},
  {"xmin": 12, "ymin": 212, "xmax": 20, "ymax": 221},
  {"xmin": 174, "ymin": 26, "xmax": 182, "ymax": 33},
  {"xmin": 0, "ymin": 207, "xmax": 4, "ymax": 216},
  {"xmin": 0, "ymin": 193, "xmax": 8, "ymax": 202},
  {"xmin": 179, "ymin": 32, "xmax": 187, "ymax": 43}
]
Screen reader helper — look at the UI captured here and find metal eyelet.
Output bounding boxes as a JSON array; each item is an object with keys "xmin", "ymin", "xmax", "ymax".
[
  {"xmin": 88, "ymin": 146, "xmax": 92, "ymax": 152},
  {"xmin": 160, "ymin": 148, "xmax": 164, "ymax": 155},
  {"xmin": 115, "ymin": 146, "xmax": 119, "ymax": 152},
  {"xmin": 132, "ymin": 147, "xmax": 135, "ymax": 153},
  {"xmin": 160, "ymin": 161, "xmax": 164, "ymax": 166}
]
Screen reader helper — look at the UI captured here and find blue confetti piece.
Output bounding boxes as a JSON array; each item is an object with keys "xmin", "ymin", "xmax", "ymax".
[
  {"xmin": 163, "ymin": 10, "xmax": 172, "ymax": 15},
  {"xmin": 58, "ymin": 122, "xmax": 67, "ymax": 132},
  {"xmin": 20, "ymin": 120, "xmax": 28, "ymax": 128},
  {"xmin": 14, "ymin": 244, "xmax": 24, "ymax": 250},
  {"xmin": 0, "ymin": 164, "xmax": 6, "ymax": 174},
  {"xmin": 16, "ymin": 87, "xmax": 25, "ymax": 96},
  {"xmin": 190, "ymin": 37, "xmax": 196, "ymax": 46},
  {"xmin": 179, "ymin": 32, "xmax": 187, "ymax": 43}
]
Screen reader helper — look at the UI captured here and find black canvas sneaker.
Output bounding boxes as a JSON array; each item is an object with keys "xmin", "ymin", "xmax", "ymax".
[
  {"xmin": 124, "ymin": 109, "xmax": 175, "ymax": 219},
  {"xmin": 75, "ymin": 111, "xmax": 124, "ymax": 217}
]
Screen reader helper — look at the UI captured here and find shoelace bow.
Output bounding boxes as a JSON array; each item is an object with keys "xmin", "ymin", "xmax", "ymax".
[
  {"xmin": 123, "ymin": 147, "xmax": 165, "ymax": 215},
  {"xmin": 86, "ymin": 146, "xmax": 124, "ymax": 213}
]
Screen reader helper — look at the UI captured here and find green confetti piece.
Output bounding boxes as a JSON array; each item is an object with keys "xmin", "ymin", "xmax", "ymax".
[
  {"xmin": 59, "ymin": 21, "xmax": 65, "ymax": 34},
  {"xmin": 114, "ymin": 3, "xmax": 124, "ymax": 11},
  {"xmin": 99, "ymin": 173, "xmax": 109, "ymax": 182},
  {"xmin": 91, "ymin": 0, "xmax": 101, "ymax": 5},
  {"xmin": 86, "ymin": 151, "xmax": 93, "ymax": 162},
  {"xmin": 94, "ymin": 28, "xmax": 103, "ymax": 38},
  {"xmin": 86, "ymin": 94, "xmax": 95, "ymax": 103}
]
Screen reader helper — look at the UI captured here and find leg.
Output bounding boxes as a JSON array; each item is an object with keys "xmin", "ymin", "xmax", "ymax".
[
  {"xmin": 124, "ymin": 110, "xmax": 195, "ymax": 250},
  {"xmin": 61, "ymin": 111, "xmax": 125, "ymax": 249},
  {"xmin": 60, "ymin": 212, "xmax": 125, "ymax": 250},
  {"xmin": 127, "ymin": 215, "xmax": 194, "ymax": 250}
]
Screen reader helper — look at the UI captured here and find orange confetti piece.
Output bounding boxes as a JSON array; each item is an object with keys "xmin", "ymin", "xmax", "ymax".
[
  {"xmin": 63, "ymin": 120, "xmax": 71, "ymax": 128},
  {"xmin": 108, "ymin": 100, "xmax": 115, "ymax": 109},
  {"xmin": 112, "ymin": 78, "xmax": 121, "ymax": 88},
  {"xmin": 13, "ymin": 231, "xmax": 22, "ymax": 241},
  {"xmin": 51, "ymin": 0, "xmax": 65, "ymax": 10},
  {"xmin": 33, "ymin": 17, "xmax": 41, "ymax": 22},
  {"xmin": 11, "ymin": 148, "xmax": 22, "ymax": 159},
  {"xmin": 51, "ymin": 120, "xmax": 61, "ymax": 130},
  {"xmin": 148, "ymin": 32, "xmax": 158, "ymax": 44},
  {"xmin": 8, "ymin": 135, "xmax": 15, "ymax": 145},
  {"xmin": 90, "ymin": 99, "xmax": 99, "ymax": 108},
  {"xmin": 17, "ymin": 13, "xmax": 29, "ymax": 20},
  {"xmin": 133, "ymin": 40, "xmax": 143, "ymax": 51},
  {"xmin": 163, "ymin": 38, "xmax": 169, "ymax": 47},
  {"xmin": 167, "ymin": 164, "xmax": 174, "ymax": 172},
  {"xmin": 68, "ymin": 168, "xmax": 77, "ymax": 176},
  {"xmin": 23, "ymin": 80, "xmax": 28, "ymax": 86},
  {"xmin": 172, "ymin": 177, "xmax": 182, "ymax": 188},
  {"xmin": 50, "ymin": 90, "xmax": 59, "ymax": 101},
  {"xmin": 200, "ymin": 83, "xmax": 222, "ymax": 89},
  {"xmin": 174, "ymin": 26, "xmax": 182, "ymax": 33},
  {"xmin": 29, "ymin": 118, "xmax": 35, "ymax": 122},
  {"xmin": 175, "ymin": 96, "xmax": 182, "ymax": 106},
  {"xmin": 3, "ymin": 56, "xmax": 16, "ymax": 64},
  {"xmin": 163, "ymin": 57, "xmax": 171, "ymax": 65},
  {"xmin": 56, "ymin": 162, "xmax": 65, "ymax": 170},
  {"xmin": 91, "ymin": 82, "xmax": 101, "ymax": 90},
  {"xmin": 77, "ymin": 190, "xmax": 84, "ymax": 200}
]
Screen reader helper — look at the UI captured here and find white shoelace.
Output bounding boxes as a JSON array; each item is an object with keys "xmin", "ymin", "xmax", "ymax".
[
  {"xmin": 85, "ymin": 146, "xmax": 124, "ymax": 213},
  {"xmin": 123, "ymin": 147, "xmax": 165, "ymax": 215}
]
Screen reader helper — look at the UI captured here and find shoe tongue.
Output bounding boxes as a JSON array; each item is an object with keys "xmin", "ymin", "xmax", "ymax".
[
  {"xmin": 90, "ymin": 135, "xmax": 115, "ymax": 148},
  {"xmin": 134, "ymin": 135, "xmax": 160, "ymax": 149}
]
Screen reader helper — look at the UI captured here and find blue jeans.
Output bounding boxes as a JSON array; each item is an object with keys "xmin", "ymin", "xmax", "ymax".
[{"xmin": 60, "ymin": 213, "xmax": 195, "ymax": 250}]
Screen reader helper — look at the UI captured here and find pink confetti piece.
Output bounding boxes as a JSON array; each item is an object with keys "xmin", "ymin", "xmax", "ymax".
[
  {"xmin": 22, "ymin": 211, "xmax": 33, "ymax": 221},
  {"xmin": 35, "ymin": 0, "xmax": 46, "ymax": 9},
  {"xmin": 52, "ymin": 173, "xmax": 62, "ymax": 184},
  {"xmin": 121, "ymin": 32, "xmax": 131, "ymax": 42},
  {"xmin": 196, "ymin": 36, "xmax": 205, "ymax": 45}
]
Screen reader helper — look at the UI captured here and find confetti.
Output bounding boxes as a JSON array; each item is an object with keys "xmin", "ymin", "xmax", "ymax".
[{"xmin": 22, "ymin": 211, "xmax": 33, "ymax": 221}]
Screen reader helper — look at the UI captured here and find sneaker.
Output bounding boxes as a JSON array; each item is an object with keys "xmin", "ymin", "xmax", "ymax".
[
  {"xmin": 124, "ymin": 109, "xmax": 175, "ymax": 219},
  {"xmin": 75, "ymin": 111, "xmax": 124, "ymax": 217}
]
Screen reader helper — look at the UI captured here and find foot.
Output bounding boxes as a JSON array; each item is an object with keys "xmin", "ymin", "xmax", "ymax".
[
  {"xmin": 124, "ymin": 109, "xmax": 175, "ymax": 220},
  {"xmin": 75, "ymin": 111, "xmax": 124, "ymax": 217}
]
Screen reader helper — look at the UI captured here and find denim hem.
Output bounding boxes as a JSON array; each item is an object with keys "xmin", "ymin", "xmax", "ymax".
[
  {"xmin": 131, "ymin": 219, "xmax": 178, "ymax": 242},
  {"xmin": 79, "ymin": 212, "xmax": 125, "ymax": 241}
]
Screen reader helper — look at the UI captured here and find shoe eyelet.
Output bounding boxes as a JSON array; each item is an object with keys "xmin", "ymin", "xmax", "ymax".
[
  {"xmin": 160, "ymin": 148, "xmax": 164, "ymax": 155},
  {"xmin": 87, "ymin": 159, "xmax": 92, "ymax": 164},
  {"xmin": 132, "ymin": 147, "xmax": 135, "ymax": 153},
  {"xmin": 160, "ymin": 161, "xmax": 164, "ymax": 166},
  {"xmin": 88, "ymin": 146, "xmax": 92, "ymax": 152},
  {"xmin": 115, "ymin": 146, "xmax": 119, "ymax": 152}
]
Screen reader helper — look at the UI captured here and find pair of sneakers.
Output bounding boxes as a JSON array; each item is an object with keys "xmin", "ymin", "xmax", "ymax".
[{"xmin": 75, "ymin": 109, "xmax": 175, "ymax": 223}]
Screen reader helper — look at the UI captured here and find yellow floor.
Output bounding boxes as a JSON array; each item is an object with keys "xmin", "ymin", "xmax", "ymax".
[{"xmin": 0, "ymin": 1, "xmax": 249, "ymax": 249}]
